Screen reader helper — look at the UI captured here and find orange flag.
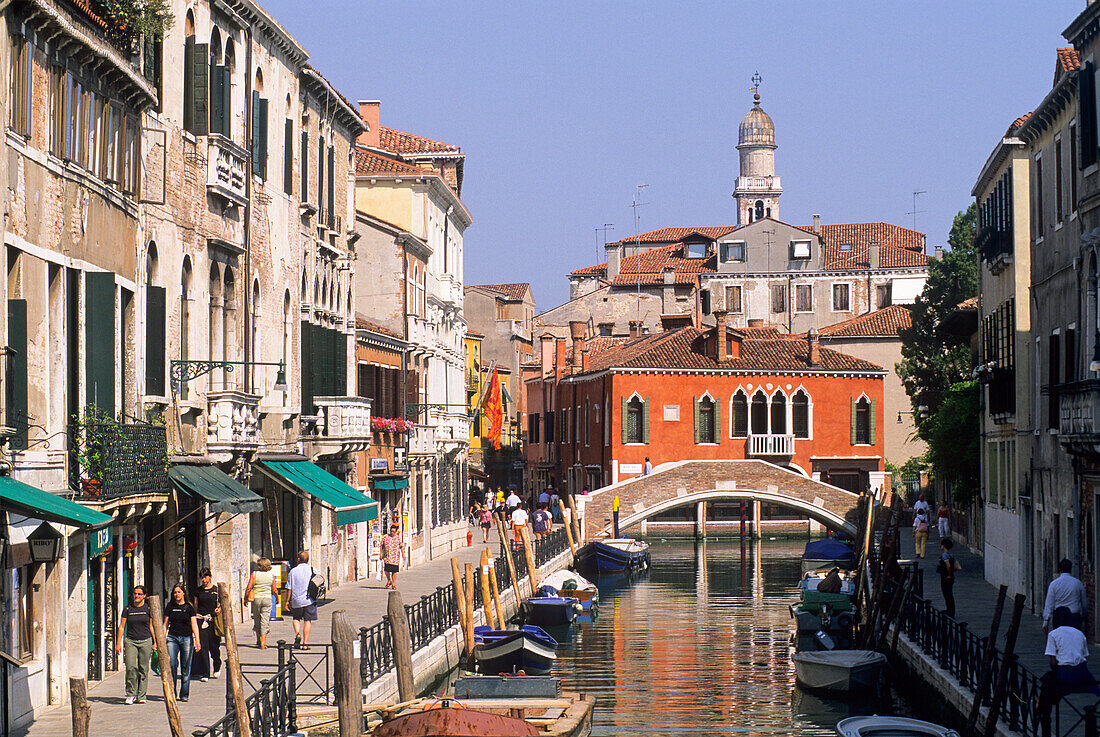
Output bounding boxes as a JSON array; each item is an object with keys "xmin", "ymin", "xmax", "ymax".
[{"xmin": 484, "ymin": 368, "xmax": 503, "ymax": 450}]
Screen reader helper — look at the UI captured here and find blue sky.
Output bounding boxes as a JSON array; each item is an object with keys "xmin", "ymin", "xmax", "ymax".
[{"xmin": 263, "ymin": 1, "xmax": 1083, "ymax": 309}]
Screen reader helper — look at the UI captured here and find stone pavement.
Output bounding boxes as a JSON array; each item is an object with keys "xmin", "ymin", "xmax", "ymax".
[{"xmin": 13, "ymin": 540, "xmax": 498, "ymax": 737}]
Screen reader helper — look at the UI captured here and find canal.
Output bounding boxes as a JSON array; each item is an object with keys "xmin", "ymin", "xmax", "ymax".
[{"xmin": 550, "ymin": 539, "xmax": 918, "ymax": 736}]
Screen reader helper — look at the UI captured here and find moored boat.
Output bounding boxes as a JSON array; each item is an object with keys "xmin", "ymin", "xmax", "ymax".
[
  {"xmin": 575, "ymin": 538, "xmax": 650, "ymax": 574},
  {"xmin": 523, "ymin": 596, "xmax": 580, "ymax": 626},
  {"xmin": 801, "ymin": 539, "xmax": 856, "ymax": 573},
  {"xmin": 372, "ymin": 704, "xmax": 539, "ymax": 736},
  {"xmin": 792, "ymin": 650, "xmax": 886, "ymax": 695},
  {"xmin": 368, "ymin": 692, "xmax": 596, "ymax": 737},
  {"xmin": 836, "ymin": 716, "xmax": 960, "ymax": 737},
  {"xmin": 473, "ymin": 625, "xmax": 558, "ymax": 675},
  {"xmin": 539, "ymin": 569, "xmax": 600, "ymax": 611}
]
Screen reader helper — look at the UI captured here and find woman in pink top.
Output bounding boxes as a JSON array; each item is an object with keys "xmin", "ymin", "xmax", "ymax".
[{"xmin": 381, "ymin": 524, "xmax": 404, "ymax": 590}]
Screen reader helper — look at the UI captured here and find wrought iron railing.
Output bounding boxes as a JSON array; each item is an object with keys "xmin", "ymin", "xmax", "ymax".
[
  {"xmin": 192, "ymin": 659, "xmax": 297, "ymax": 737},
  {"xmin": 359, "ymin": 619, "xmax": 394, "ymax": 687},
  {"xmin": 406, "ymin": 586, "xmax": 459, "ymax": 652}
]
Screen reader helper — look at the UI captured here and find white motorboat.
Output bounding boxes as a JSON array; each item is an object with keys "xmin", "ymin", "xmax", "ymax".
[
  {"xmin": 791, "ymin": 650, "xmax": 886, "ymax": 694},
  {"xmin": 836, "ymin": 716, "xmax": 960, "ymax": 736}
]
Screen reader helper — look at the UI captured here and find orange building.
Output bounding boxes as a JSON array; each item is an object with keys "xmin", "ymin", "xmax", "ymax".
[{"xmin": 524, "ymin": 316, "xmax": 887, "ymax": 495}]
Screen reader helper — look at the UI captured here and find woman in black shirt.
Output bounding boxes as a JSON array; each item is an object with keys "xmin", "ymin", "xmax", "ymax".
[
  {"xmin": 115, "ymin": 586, "xmax": 153, "ymax": 704},
  {"xmin": 164, "ymin": 584, "xmax": 200, "ymax": 701},
  {"xmin": 192, "ymin": 568, "xmax": 222, "ymax": 680}
]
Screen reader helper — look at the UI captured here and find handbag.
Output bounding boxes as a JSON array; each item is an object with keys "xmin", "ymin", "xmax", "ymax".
[
  {"xmin": 213, "ymin": 611, "xmax": 226, "ymax": 638},
  {"xmin": 150, "ymin": 648, "xmax": 160, "ymax": 676},
  {"xmin": 245, "ymin": 580, "xmax": 255, "ymax": 604}
]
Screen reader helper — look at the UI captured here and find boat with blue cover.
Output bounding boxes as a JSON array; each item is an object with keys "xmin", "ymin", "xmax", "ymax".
[
  {"xmin": 575, "ymin": 538, "xmax": 650, "ymax": 574},
  {"xmin": 522, "ymin": 596, "xmax": 580, "ymax": 627},
  {"xmin": 473, "ymin": 625, "xmax": 558, "ymax": 675},
  {"xmin": 801, "ymin": 538, "xmax": 856, "ymax": 573}
]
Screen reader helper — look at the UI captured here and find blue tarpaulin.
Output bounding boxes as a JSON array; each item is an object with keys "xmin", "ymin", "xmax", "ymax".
[{"xmin": 802, "ymin": 539, "xmax": 856, "ymax": 567}]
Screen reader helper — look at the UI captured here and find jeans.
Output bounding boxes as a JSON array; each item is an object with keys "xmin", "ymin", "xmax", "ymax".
[
  {"xmin": 166, "ymin": 634, "xmax": 193, "ymax": 699},
  {"xmin": 124, "ymin": 637, "xmax": 153, "ymax": 700}
]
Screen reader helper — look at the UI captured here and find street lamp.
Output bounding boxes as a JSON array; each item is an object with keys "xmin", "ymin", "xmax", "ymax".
[
  {"xmin": 170, "ymin": 360, "xmax": 287, "ymax": 391},
  {"xmin": 897, "ymin": 406, "xmax": 929, "ymax": 424}
]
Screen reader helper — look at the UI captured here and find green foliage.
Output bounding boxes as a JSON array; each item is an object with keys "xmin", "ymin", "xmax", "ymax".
[
  {"xmin": 71, "ymin": 405, "xmax": 123, "ymax": 482},
  {"xmin": 920, "ymin": 381, "xmax": 981, "ymax": 504},
  {"xmin": 92, "ymin": 0, "xmax": 174, "ymax": 48}
]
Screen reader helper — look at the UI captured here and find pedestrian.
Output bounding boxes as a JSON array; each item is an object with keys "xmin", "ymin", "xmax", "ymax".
[
  {"xmin": 484, "ymin": 487, "xmax": 494, "ymax": 508},
  {"xmin": 506, "ymin": 487, "xmax": 521, "ymax": 515},
  {"xmin": 285, "ymin": 551, "xmax": 317, "ymax": 649},
  {"xmin": 937, "ymin": 499, "xmax": 951, "ymax": 539},
  {"xmin": 1043, "ymin": 558, "xmax": 1089, "ymax": 633},
  {"xmin": 913, "ymin": 492, "xmax": 930, "ymax": 520},
  {"xmin": 550, "ymin": 489, "xmax": 562, "ymax": 522},
  {"xmin": 538, "ymin": 488, "xmax": 551, "ymax": 506},
  {"xmin": 532, "ymin": 503, "xmax": 552, "ymax": 538},
  {"xmin": 163, "ymin": 584, "xmax": 201, "ymax": 702},
  {"xmin": 245, "ymin": 557, "xmax": 276, "ymax": 649},
  {"xmin": 1038, "ymin": 606, "xmax": 1100, "ymax": 737},
  {"xmin": 511, "ymin": 503, "xmax": 529, "ymax": 543},
  {"xmin": 192, "ymin": 568, "xmax": 222, "ymax": 681},
  {"xmin": 477, "ymin": 504, "xmax": 494, "ymax": 543},
  {"xmin": 381, "ymin": 523, "xmax": 404, "ymax": 589},
  {"xmin": 936, "ymin": 537, "xmax": 960, "ymax": 619},
  {"xmin": 495, "ymin": 487, "xmax": 505, "ymax": 506},
  {"xmin": 643, "ymin": 457, "xmax": 653, "ymax": 475},
  {"xmin": 912, "ymin": 508, "xmax": 930, "ymax": 559},
  {"xmin": 116, "ymin": 585, "xmax": 153, "ymax": 705}
]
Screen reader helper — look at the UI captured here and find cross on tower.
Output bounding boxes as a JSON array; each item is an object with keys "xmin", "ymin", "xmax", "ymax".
[{"xmin": 751, "ymin": 71, "xmax": 762, "ymax": 96}]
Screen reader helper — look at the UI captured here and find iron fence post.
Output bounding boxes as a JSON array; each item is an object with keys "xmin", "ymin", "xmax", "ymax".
[
  {"xmin": 288, "ymin": 658, "xmax": 298, "ymax": 732},
  {"xmin": 1085, "ymin": 705, "xmax": 1097, "ymax": 737}
]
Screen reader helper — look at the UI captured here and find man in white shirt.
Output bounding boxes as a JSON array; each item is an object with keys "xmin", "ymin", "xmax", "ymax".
[
  {"xmin": 285, "ymin": 551, "xmax": 316, "ymax": 649},
  {"xmin": 506, "ymin": 488, "xmax": 522, "ymax": 512},
  {"xmin": 1038, "ymin": 607, "xmax": 1099, "ymax": 737},
  {"xmin": 511, "ymin": 504, "xmax": 529, "ymax": 543},
  {"xmin": 913, "ymin": 493, "xmax": 930, "ymax": 519},
  {"xmin": 1043, "ymin": 559, "xmax": 1089, "ymax": 632}
]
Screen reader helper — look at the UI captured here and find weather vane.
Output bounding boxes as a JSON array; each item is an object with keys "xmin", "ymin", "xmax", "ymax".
[{"xmin": 751, "ymin": 71, "xmax": 762, "ymax": 96}]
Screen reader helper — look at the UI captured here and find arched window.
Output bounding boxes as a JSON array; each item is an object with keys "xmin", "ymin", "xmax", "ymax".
[
  {"xmin": 251, "ymin": 280, "xmax": 260, "ymax": 389},
  {"xmin": 223, "ymin": 266, "xmax": 236, "ymax": 388},
  {"xmin": 283, "ymin": 290, "xmax": 291, "ymax": 391},
  {"xmin": 750, "ymin": 390, "xmax": 768, "ymax": 435},
  {"xmin": 792, "ymin": 389, "xmax": 810, "ymax": 439},
  {"xmin": 625, "ymin": 396, "xmax": 645, "ymax": 444},
  {"xmin": 209, "ymin": 263, "xmax": 222, "ymax": 386},
  {"xmin": 145, "ymin": 243, "xmax": 166, "ymax": 396},
  {"xmin": 770, "ymin": 391, "xmax": 787, "ymax": 435},
  {"xmin": 731, "ymin": 390, "xmax": 748, "ymax": 437},
  {"xmin": 755, "ymin": 200, "xmax": 765, "ymax": 221},
  {"xmin": 181, "ymin": 257, "xmax": 192, "ymax": 366},
  {"xmin": 854, "ymin": 397, "xmax": 872, "ymax": 445},
  {"xmin": 695, "ymin": 395, "xmax": 717, "ymax": 444},
  {"xmin": 183, "ymin": 11, "xmax": 197, "ymax": 134}
]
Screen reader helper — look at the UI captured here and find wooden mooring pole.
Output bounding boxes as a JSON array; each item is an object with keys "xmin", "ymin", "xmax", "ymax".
[
  {"xmin": 146, "ymin": 595, "xmax": 184, "ymax": 737},
  {"xmin": 69, "ymin": 677, "xmax": 90, "ymax": 737},
  {"xmin": 496, "ymin": 516, "xmax": 521, "ymax": 597},
  {"xmin": 558, "ymin": 499, "xmax": 577, "ymax": 558},
  {"xmin": 519, "ymin": 524, "xmax": 539, "ymax": 594},
  {"xmin": 982, "ymin": 593, "xmax": 1026, "ymax": 737},
  {"xmin": 216, "ymin": 582, "xmax": 250, "ymax": 737},
  {"xmin": 385, "ymin": 592, "xmax": 416, "ymax": 703},
  {"xmin": 479, "ymin": 549, "xmax": 496, "ymax": 630},
  {"xmin": 965, "ymin": 585, "xmax": 1008, "ymax": 737},
  {"xmin": 332, "ymin": 609, "xmax": 360, "ymax": 737},
  {"xmin": 450, "ymin": 558, "xmax": 473, "ymax": 660},
  {"xmin": 488, "ymin": 562, "xmax": 505, "ymax": 628}
]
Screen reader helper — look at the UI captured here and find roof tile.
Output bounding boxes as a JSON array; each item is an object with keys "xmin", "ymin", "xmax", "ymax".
[
  {"xmin": 379, "ymin": 127, "xmax": 462, "ymax": 156},
  {"xmin": 355, "ymin": 148, "xmax": 430, "ymax": 177},
  {"xmin": 470, "ymin": 283, "xmax": 531, "ymax": 301}
]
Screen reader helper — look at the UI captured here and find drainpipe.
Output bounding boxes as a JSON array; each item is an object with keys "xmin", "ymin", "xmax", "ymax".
[{"xmin": 242, "ymin": 23, "xmax": 254, "ymax": 393}]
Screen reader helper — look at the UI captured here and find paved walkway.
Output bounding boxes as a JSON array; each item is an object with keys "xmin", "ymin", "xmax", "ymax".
[{"xmin": 13, "ymin": 541, "xmax": 498, "ymax": 737}]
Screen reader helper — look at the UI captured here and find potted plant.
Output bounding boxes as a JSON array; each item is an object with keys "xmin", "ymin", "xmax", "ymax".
[{"xmin": 71, "ymin": 405, "xmax": 123, "ymax": 498}]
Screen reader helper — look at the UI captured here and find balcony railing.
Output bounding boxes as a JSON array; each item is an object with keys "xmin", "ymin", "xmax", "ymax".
[
  {"xmin": 302, "ymin": 396, "xmax": 372, "ymax": 456},
  {"xmin": 72, "ymin": 418, "xmax": 169, "ymax": 500},
  {"xmin": 207, "ymin": 135, "xmax": 248, "ymax": 206},
  {"xmin": 1057, "ymin": 380, "xmax": 1100, "ymax": 456},
  {"xmin": 735, "ymin": 175, "xmax": 781, "ymax": 191},
  {"xmin": 977, "ymin": 227, "xmax": 1013, "ymax": 268},
  {"xmin": 207, "ymin": 390, "xmax": 261, "ymax": 454},
  {"xmin": 746, "ymin": 433, "xmax": 795, "ymax": 457},
  {"xmin": 988, "ymin": 367, "xmax": 1016, "ymax": 418}
]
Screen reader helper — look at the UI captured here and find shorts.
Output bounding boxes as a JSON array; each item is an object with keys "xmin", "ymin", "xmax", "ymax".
[
  {"xmin": 480, "ymin": 522, "xmax": 492, "ymax": 530},
  {"xmin": 290, "ymin": 604, "xmax": 318, "ymax": 622},
  {"xmin": 384, "ymin": 563, "xmax": 400, "ymax": 573}
]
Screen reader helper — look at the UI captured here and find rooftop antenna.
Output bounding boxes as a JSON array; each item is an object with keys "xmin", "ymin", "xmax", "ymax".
[
  {"xmin": 595, "ymin": 223, "xmax": 614, "ymax": 263},
  {"xmin": 631, "ymin": 184, "xmax": 650, "ymax": 322},
  {"xmin": 906, "ymin": 190, "xmax": 927, "ymax": 231}
]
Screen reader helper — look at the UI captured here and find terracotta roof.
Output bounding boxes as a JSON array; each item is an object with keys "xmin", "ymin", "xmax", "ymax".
[
  {"xmin": 1058, "ymin": 48, "xmax": 1081, "ymax": 75},
  {"xmin": 1011, "ymin": 112, "xmax": 1033, "ymax": 132},
  {"xmin": 611, "ymin": 244, "xmax": 716, "ymax": 287},
  {"xmin": 355, "ymin": 317, "xmax": 404, "ymax": 341},
  {"xmin": 65, "ymin": 0, "xmax": 108, "ymax": 29},
  {"xmin": 824, "ymin": 243, "xmax": 929, "ymax": 270},
  {"xmin": 355, "ymin": 149, "xmax": 430, "ymax": 177},
  {"xmin": 808, "ymin": 223, "xmax": 927, "ymax": 269},
  {"xmin": 379, "ymin": 127, "xmax": 462, "ymax": 156},
  {"xmin": 610, "ymin": 227, "xmax": 736, "ymax": 246},
  {"xmin": 471, "ymin": 283, "xmax": 530, "ymax": 301},
  {"xmin": 570, "ymin": 262, "xmax": 607, "ymax": 277},
  {"xmin": 957, "ymin": 297, "xmax": 978, "ymax": 310},
  {"xmin": 818, "ymin": 305, "xmax": 912, "ymax": 338},
  {"xmin": 577, "ymin": 327, "xmax": 883, "ymax": 375}
]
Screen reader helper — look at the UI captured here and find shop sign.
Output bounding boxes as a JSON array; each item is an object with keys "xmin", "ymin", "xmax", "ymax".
[
  {"xmin": 620, "ymin": 463, "xmax": 642, "ymax": 474},
  {"xmin": 369, "ymin": 458, "xmax": 389, "ymax": 473},
  {"xmin": 90, "ymin": 527, "xmax": 112, "ymax": 558},
  {"xmin": 393, "ymin": 446, "xmax": 408, "ymax": 472}
]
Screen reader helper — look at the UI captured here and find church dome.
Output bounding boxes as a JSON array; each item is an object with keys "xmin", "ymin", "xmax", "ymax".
[{"xmin": 738, "ymin": 93, "xmax": 775, "ymax": 148}]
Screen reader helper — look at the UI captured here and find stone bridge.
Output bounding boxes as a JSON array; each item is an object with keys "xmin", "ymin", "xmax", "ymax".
[{"xmin": 577, "ymin": 460, "xmax": 862, "ymax": 540}]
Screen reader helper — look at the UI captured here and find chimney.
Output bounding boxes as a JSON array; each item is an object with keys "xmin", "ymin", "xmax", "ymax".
[
  {"xmin": 605, "ymin": 243, "xmax": 622, "ymax": 281},
  {"xmin": 663, "ymin": 267, "xmax": 676, "ymax": 313},
  {"xmin": 540, "ymin": 334, "xmax": 555, "ymax": 378},
  {"xmin": 807, "ymin": 327, "xmax": 821, "ymax": 367},
  {"xmin": 628, "ymin": 320, "xmax": 643, "ymax": 339},
  {"xmin": 569, "ymin": 320, "xmax": 586, "ymax": 368},
  {"xmin": 357, "ymin": 100, "xmax": 380, "ymax": 148},
  {"xmin": 581, "ymin": 347, "xmax": 591, "ymax": 373},
  {"xmin": 934, "ymin": 245, "xmax": 944, "ymax": 260},
  {"xmin": 747, "ymin": 318, "xmax": 764, "ymax": 328},
  {"xmin": 714, "ymin": 310, "xmax": 728, "ymax": 362},
  {"xmin": 812, "ymin": 214, "xmax": 821, "ymax": 234},
  {"xmin": 555, "ymin": 337, "xmax": 568, "ymax": 377},
  {"xmin": 869, "ymin": 244, "xmax": 880, "ymax": 269}
]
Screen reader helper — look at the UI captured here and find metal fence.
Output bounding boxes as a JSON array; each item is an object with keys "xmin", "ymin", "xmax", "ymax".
[{"xmin": 192, "ymin": 659, "xmax": 297, "ymax": 737}]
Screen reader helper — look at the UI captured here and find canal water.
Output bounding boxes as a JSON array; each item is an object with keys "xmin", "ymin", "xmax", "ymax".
[{"xmin": 550, "ymin": 539, "xmax": 917, "ymax": 736}]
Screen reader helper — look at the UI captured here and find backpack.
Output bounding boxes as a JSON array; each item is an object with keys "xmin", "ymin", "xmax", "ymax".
[{"xmin": 307, "ymin": 568, "xmax": 327, "ymax": 601}]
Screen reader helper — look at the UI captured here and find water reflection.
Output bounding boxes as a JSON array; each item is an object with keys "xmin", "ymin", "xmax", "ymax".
[{"xmin": 551, "ymin": 539, "xmax": 910, "ymax": 736}]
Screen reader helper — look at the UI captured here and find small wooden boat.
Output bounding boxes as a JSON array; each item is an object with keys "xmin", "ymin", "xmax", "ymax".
[
  {"xmin": 473, "ymin": 625, "xmax": 557, "ymax": 675},
  {"xmin": 798, "ymin": 568, "xmax": 855, "ymax": 614},
  {"xmin": 801, "ymin": 539, "xmax": 856, "ymax": 573},
  {"xmin": 372, "ymin": 703, "xmax": 539, "ymax": 736},
  {"xmin": 368, "ymin": 693, "xmax": 595, "ymax": 737},
  {"xmin": 575, "ymin": 538, "xmax": 650, "ymax": 574},
  {"xmin": 523, "ymin": 596, "xmax": 580, "ymax": 626},
  {"xmin": 539, "ymin": 570, "xmax": 599, "ymax": 611},
  {"xmin": 836, "ymin": 716, "xmax": 960, "ymax": 736},
  {"xmin": 791, "ymin": 650, "xmax": 886, "ymax": 695}
]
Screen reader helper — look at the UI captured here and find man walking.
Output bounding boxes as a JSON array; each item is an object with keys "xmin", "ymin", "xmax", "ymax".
[
  {"xmin": 1044, "ymin": 559, "xmax": 1089, "ymax": 632},
  {"xmin": 286, "ymin": 551, "xmax": 317, "ymax": 649}
]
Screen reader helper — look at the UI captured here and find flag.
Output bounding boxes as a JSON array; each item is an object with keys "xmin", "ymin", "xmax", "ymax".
[{"xmin": 484, "ymin": 367, "xmax": 503, "ymax": 450}]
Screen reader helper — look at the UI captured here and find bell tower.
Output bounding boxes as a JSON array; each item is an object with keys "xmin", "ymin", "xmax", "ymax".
[{"xmin": 734, "ymin": 73, "xmax": 782, "ymax": 226}]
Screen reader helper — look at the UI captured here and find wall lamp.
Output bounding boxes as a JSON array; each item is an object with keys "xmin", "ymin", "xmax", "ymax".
[{"xmin": 170, "ymin": 360, "xmax": 287, "ymax": 391}]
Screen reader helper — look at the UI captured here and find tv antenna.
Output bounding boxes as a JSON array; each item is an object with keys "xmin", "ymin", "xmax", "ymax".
[
  {"xmin": 631, "ymin": 184, "xmax": 650, "ymax": 321},
  {"xmin": 906, "ymin": 190, "xmax": 927, "ymax": 231},
  {"xmin": 595, "ymin": 224, "xmax": 614, "ymax": 262}
]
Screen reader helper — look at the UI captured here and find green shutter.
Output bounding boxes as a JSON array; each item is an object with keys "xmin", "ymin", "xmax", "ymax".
[
  {"xmin": 713, "ymin": 396, "xmax": 721, "ymax": 444},
  {"xmin": 869, "ymin": 399, "xmax": 877, "ymax": 446},
  {"xmin": 327, "ymin": 145, "xmax": 335, "ymax": 228},
  {"xmin": 190, "ymin": 42, "xmax": 208, "ymax": 136},
  {"xmin": 145, "ymin": 286, "xmax": 166, "ymax": 396},
  {"xmin": 333, "ymin": 329, "xmax": 347, "ymax": 396},
  {"xmin": 850, "ymin": 398, "xmax": 857, "ymax": 446},
  {"xmin": 642, "ymin": 398, "xmax": 650, "ymax": 444},
  {"xmin": 252, "ymin": 93, "xmax": 268, "ymax": 180},
  {"xmin": 317, "ymin": 135, "xmax": 325, "ymax": 218},
  {"xmin": 219, "ymin": 66, "xmax": 230, "ymax": 135},
  {"xmin": 86, "ymin": 272, "xmax": 115, "ymax": 417},
  {"xmin": 183, "ymin": 36, "xmax": 194, "ymax": 132},
  {"xmin": 300, "ymin": 130, "xmax": 309, "ymax": 201},
  {"xmin": 694, "ymin": 397, "xmax": 701, "ymax": 444},
  {"xmin": 7, "ymin": 299, "xmax": 27, "ymax": 449},
  {"xmin": 300, "ymin": 321, "xmax": 312, "ymax": 411},
  {"xmin": 621, "ymin": 397, "xmax": 627, "ymax": 444},
  {"xmin": 284, "ymin": 119, "xmax": 294, "ymax": 195},
  {"xmin": 211, "ymin": 64, "xmax": 224, "ymax": 135}
]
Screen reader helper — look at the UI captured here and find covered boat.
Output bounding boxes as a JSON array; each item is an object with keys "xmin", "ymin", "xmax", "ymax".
[
  {"xmin": 539, "ymin": 570, "xmax": 599, "ymax": 611},
  {"xmin": 575, "ymin": 538, "xmax": 650, "ymax": 574},
  {"xmin": 801, "ymin": 539, "xmax": 856, "ymax": 572},
  {"xmin": 523, "ymin": 596, "xmax": 579, "ymax": 627},
  {"xmin": 372, "ymin": 704, "xmax": 539, "ymax": 736},
  {"xmin": 798, "ymin": 568, "xmax": 855, "ymax": 614},
  {"xmin": 836, "ymin": 716, "xmax": 960, "ymax": 737},
  {"xmin": 791, "ymin": 650, "xmax": 886, "ymax": 695},
  {"xmin": 473, "ymin": 625, "xmax": 558, "ymax": 675}
]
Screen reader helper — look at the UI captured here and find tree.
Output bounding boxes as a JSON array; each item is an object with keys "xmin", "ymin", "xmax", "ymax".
[{"xmin": 921, "ymin": 381, "xmax": 981, "ymax": 502}]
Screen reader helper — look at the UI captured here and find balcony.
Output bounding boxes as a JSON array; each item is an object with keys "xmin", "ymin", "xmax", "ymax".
[
  {"xmin": 735, "ymin": 175, "xmax": 781, "ymax": 191},
  {"xmin": 207, "ymin": 135, "xmax": 248, "ymax": 206},
  {"xmin": 207, "ymin": 390, "xmax": 261, "ymax": 457},
  {"xmin": 987, "ymin": 367, "xmax": 1016, "ymax": 421},
  {"xmin": 1057, "ymin": 380, "xmax": 1100, "ymax": 457},
  {"xmin": 976, "ymin": 227, "xmax": 1013, "ymax": 274},
  {"xmin": 71, "ymin": 418, "xmax": 169, "ymax": 505},
  {"xmin": 302, "ymin": 396, "xmax": 372, "ymax": 457},
  {"xmin": 746, "ymin": 433, "xmax": 795, "ymax": 457}
]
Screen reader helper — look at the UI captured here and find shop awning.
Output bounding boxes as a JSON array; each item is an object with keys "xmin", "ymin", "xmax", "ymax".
[
  {"xmin": 370, "ymin": 476, "xmax": 408, "ymax": 491},
  {"xmin": 0, "ymin": 475, "xmax": 112, "ymax": 531},
  {"xmin": 256, "ymin": 461, "xmax": 379, "ymax": 526},
  {"xmin": 169, "ymin": 465, "xmax": 265, "ymax": 514}
]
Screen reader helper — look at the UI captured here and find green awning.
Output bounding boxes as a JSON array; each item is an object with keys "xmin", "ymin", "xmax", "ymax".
[
  {"xmin": 256, "ymin": 461, "xmax": 379, "ymax": 526},
  {"xmin": 0, "ymin": 476, "xmax": 112, "ymax": 531},
  {"xmin": 170, "ymin": 465, "xmax": 265, "ymax": 514},
  {"xmin": 370, "ymin": 477, "xmax": 408, "ymax": 491}
]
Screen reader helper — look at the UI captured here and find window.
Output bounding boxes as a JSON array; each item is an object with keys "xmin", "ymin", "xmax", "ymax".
[
  {"xmin": 49, "ymin": 65, "xmax": 65, "ymax": 156},
  {"xmin": 839, "ymin": 243, "xmax": 852, "ymax": 252},
  {"xmin": 1057, "ymin": 138, "xmax": 1064, "ymax": 222},
  {"xmin": 790, "ymin": 240, "xmax": 811, "ymax": 259},
  {"xmin": 183, "ymin": 28, "xmax": 209, "ymax": 135},
  {"xmin": 1079, "ymin": 62, "xmax": 1098, "ymax": 169},
  {"xmin": 755, "ymin": 201, "xmax": 765, "ymax": 221},
  {"xmin": 544, "ymin": 410, "xmax": 554, "ymax": 444},
  {"xmin": 695, "ymin": 395, "xmax": 719, "ymax": 444},
  {"xmin": 832, "ymin": 282, "xmax": 850, "ymax": 311},
  {"xmin": 1050, "ymin": 333, "xmax": 1061, "ymax": 429},
  {"xmin": 770, "ymin": 392, "xmax": 787, "ymax": 434},
  {"xmin": 584, "ymin": 401, "xmax": 590, "ymax": 446},
  {"xmin": 284, "ymin": 118, "xmax": 294, "ymax": 195},
  {"xmin": 725, "ymin": 285, "xmax": 743, "ymax": 313},
  {"xmin": 1035, "ymin": 156, "xmax": 1044, "ymax": 239},
  {"xmin": 795, "ymin": 284, "xmax": 812, "ymax": 313},
  {"xmin": 598, "ymin": 323, "xmax": 613, "ymax": 337},
  {"xmin": 852, "ymin": 397, "xmax": 874, "ymax": 445},
  {"xmin": 771, "ymin": 283, "xmax": 787, "ymax": 313},
  {"xmin": 1071, "ymin": 122, "xmax": 1079, "ymax": 209},
  {"xmin": 720, "ymin": 241, "xmax": 746, "ymax": 263},
  {"xmin": 750, "ymin": 390, "xmax": 768, "ymax": 435},
  {"xmin": 559, "ymin": 408, "xmax": 566, "ymax": 443},
  {"xmin": 1066, "ymin": 327, "xmax": 1077, "ymax": 383},
  {"xmin": 252, "ymin": 89, "xmax": 269, "ymax": 179},
  {"xmin": 685, "ymin": 241, "xmax": 707, "ymax": 259},
  {"xmin": 9, "ymin": 34, "xmax": 32, "ymax": 137},
  {"xmin": 146, "ymin": 244, "xmax": 165, "ymax": 396},
  {"xmin": 300, "ymin": 128, "xmax": 309, "ymax": 202},
  {"xmin": 13, "ymin": 564, "xmax": 39, "ymax": 660},
  {"xmin": 876, "ymin": 283, "xmax": 892, "ymax": 309},
  {"xmin": 529, "ymin": 412, "xmax": 540, "ymax": 444},
  {"xmin": 792, "ymin": 390, "xmax": 810, "ymax": 438},
  {"xmin": 731, "ymin": 391, "xmax": 748, "ymax": 437},
  {"xmin": 623, "ymin": 396, "xmax": 647, "ymax": 444}
]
